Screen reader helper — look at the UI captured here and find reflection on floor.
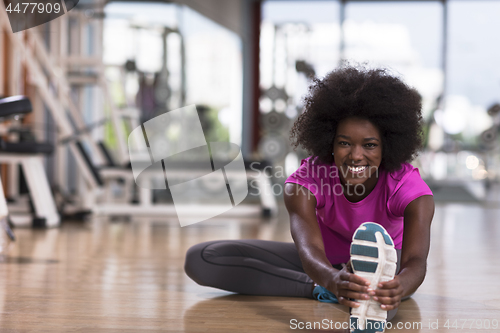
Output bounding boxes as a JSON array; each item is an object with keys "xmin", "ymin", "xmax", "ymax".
[{"xmin": 0, "ymin": 202, "xmax": 499, "ymax": 332}]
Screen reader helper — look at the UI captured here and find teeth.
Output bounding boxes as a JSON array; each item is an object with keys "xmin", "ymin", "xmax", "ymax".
[{"xmin": 348, "ymin": 165, "xmax": 366, "ymax": 172}]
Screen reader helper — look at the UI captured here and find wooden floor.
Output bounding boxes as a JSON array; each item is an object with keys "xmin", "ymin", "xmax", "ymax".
[{"xmin": 1, "ymin": 202, "xmax": 499, "ymax": 332}]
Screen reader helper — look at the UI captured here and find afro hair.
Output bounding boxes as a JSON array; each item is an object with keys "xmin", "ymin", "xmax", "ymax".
[{"xmin": 290, "ymin": 65, "xmax": 424, "ymax": 172}]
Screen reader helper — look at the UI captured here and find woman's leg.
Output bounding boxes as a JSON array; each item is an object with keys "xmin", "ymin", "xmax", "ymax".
[
  {"xmin": 184, "ymin": 240, "xmax": 314, "ymax": 298},
  {"xmin": 185, "ymin": 240, "xmax": 408, "ymax": 320}
]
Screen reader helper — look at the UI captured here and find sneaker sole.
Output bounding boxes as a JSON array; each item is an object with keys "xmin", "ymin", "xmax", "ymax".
[{"xmin": 349, "ymin": 222, "xmax": 397, "ymax": 332}]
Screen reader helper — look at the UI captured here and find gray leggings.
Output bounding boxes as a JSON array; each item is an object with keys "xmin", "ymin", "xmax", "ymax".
[{"xmin": 184, "ymin": 239, "xmax": 403, "ymax": 320}]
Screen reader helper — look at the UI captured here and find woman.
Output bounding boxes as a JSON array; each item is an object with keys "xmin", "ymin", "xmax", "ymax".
[{"xmin": 184, "ymin": 65, "xmax": 434, "ymax": 331}]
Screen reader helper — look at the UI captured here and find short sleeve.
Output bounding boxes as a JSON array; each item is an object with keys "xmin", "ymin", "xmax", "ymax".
[
  {"xmin": 285, "ymin": 158, "xmax": 328, "ymax": 209},
  {"xmin": 388, "ymin": 168, "xmax": 433, "ymax": 217}
]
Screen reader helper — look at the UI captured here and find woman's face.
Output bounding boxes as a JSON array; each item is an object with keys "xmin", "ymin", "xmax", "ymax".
[{"xmin": 333, "ymin": 117, "xmax": 383, "ymax": 188}]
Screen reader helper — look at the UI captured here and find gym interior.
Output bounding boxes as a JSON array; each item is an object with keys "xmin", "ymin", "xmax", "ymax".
[{"xmin": 0, "ymin": 0, "xmax": 499, "ymax": 332}]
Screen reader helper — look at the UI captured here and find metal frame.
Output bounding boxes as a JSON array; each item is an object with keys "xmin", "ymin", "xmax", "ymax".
[
  {"xmin": 96, "ymin": 167, "xmax": 278, "ymax": 217},
  {"xmin": 0, "ymin": 154, "xmax": 60, "ymax": 227}
]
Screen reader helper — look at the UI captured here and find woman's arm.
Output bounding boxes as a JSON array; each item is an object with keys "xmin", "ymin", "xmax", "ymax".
[
  {"xmin": 284, "ymin": 183, "xmax": 371, "ymax": 307},
  {"xmin": 373, "ymin": 195, "xmax": 435, "ymax": 310}
]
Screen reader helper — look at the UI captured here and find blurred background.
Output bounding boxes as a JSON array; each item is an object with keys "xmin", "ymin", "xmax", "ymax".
[
  {"xmin": 1, "ymin": 0, "xmax": 500, "ymax": 225},
  {"xmin": 1, "ymin": 1, "xmax": 500, "ymax": 331}
]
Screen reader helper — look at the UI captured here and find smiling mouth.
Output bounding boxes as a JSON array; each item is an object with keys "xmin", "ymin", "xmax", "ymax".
[{"xmin": 346, "ymin": 165, "xmax": 368, "ymax": 174}]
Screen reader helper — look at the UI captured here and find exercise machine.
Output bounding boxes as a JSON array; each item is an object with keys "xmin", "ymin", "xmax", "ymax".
[{"xmin": 0, "ymin": 96, "xmax": 60, "ymax": 227}]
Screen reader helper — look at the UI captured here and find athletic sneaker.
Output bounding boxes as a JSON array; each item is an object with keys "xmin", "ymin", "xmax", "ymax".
[
  {"xmin": 349, "ymin": 222, "xmax": 397, "ymax": 333},
  {"xmin": 312, "ymin": 284, "xmax": 339, "ymax": 303}
]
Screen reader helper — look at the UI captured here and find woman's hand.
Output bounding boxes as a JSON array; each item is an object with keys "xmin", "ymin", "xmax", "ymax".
[
  {"xmin": 329, "ymin": 264, "xmax": 404, "ymax": 311},
  {"xmin": 372, "ymin": 276, "xmax": 405, "ymax": 311},
  {"xmin": 329, "ymin": 264, "xmax": 372, "ymax": 308}
]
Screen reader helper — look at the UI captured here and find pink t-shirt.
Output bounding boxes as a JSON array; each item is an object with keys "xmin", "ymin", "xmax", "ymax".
[{"xmin": 285, "ymin": 157, "xmax": 433, "ymax": 265}]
